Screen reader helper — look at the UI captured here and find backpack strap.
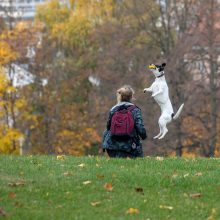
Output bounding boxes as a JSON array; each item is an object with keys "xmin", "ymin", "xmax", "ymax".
[{"xmin": 127, "ymin": 105, "xmax": 136, "ymax": 112}]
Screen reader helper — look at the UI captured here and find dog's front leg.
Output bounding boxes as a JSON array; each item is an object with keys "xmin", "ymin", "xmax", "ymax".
[
  {"xmin": 143, "ymin": 85, "xmax": 153, "ymax": 93},
  {"xmin": 152, "ymin": 85, "xmax": 163, "ymax": 97},
  {"xmin": 152, "ymin": 90, "xmax": 162, "ymax": 97}
]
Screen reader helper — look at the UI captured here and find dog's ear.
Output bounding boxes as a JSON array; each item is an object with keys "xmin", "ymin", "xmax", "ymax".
[{"xmin": 162, "ymin": 63, "xmax": 166, "ymax": 67}]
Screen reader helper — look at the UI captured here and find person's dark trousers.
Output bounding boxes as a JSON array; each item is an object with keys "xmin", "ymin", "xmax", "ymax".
[{"xmin": 106, "ymin": 149, "xmax": 143, "ymax": 158}]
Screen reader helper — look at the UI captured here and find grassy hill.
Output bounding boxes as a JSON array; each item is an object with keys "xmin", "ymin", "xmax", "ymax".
[{"xmin": 0, "ymin": 156, "xmax": 220, "ymax": 220}]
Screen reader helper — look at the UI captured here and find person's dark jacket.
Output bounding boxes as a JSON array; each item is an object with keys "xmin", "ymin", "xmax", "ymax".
[{"xmin": 102, "ymin": 102, "xmax": 147, "ymax": 155}]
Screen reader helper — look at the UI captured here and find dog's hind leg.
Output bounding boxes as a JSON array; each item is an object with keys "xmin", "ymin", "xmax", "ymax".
[
  {"xmin": 154, "ymin": 131, "xmax": 162, "ymax": 139},
  {"xmin": 154, "ymin": 122, "xmax": 162, "ymax": 139},
  {"xmin": 158, "ymin": 126, "xmax": 168, "ymax": 139},
  {"xmin": 157, "ymin": 116, "xmax": 169, "ymax": 139}
]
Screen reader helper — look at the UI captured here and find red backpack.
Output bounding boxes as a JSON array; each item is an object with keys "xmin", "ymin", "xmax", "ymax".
[{"xmin": 110, "ymin": 105, "xmax": 136, "ymax": 137}]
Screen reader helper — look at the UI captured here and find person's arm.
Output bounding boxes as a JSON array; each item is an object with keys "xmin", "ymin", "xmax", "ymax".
[
  {"xmin": 103, "ymin": 111, "xmax": 112, "ymax": 152},
  {"xmin": 106, "ymin": 111, "xmax": 112, "ymax": 130},
  {"xmin": 133, "ymin": 107, "xmax": 147, "ymax": 140}
]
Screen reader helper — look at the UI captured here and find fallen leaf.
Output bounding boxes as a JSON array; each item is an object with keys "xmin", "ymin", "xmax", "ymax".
[
  {"xmin": 183, "ymin": 193, "xmax": 188, "ymax": 197},
  {"xmin": 156, "ymin": 156, "xmax": 164, "ymax": 161},
  {"xmin": 159, "ymin": 205, "xmax": 173, "ymax": 210},
  {"xmin": 183, "ymin": 173, "xmax": 189, "ymax": 178},
  {"xmin": 83, "ymin": 181, "xmax": 92, "ymax": 185},
  {"xmin": 126, "ymin": 208, "xmax": 139, "ymax": 214},
  {"xmin": 8, "ymin": 192, "xmax": 16, "ymax": 199},
  {"xmin": 78, "ymin": 163, "xmax": 85, "ymax": 168},
  {"xmin": 14, "ymin": 201, "xmax": 23, "ymax": 208},
  {"xmin": 63, "ymin": 172, "xmax": 71, "ymax": 176},
  {"xmin": 104, "ymin": 183, "xmax": 113, "ymax": 191},
  {"xmin": 207, "ymin": 208, "xmax": 216, "ymax": 220},
  {"xmin": 90, "ymin": 201, "xmax": 101, "ymax": 206},
  {"xmin": 56, "ymin": 155, "xmax": 65, "ymax": 160},
  {"xmin": 48, "ymin": 200, "xmax": 52, "ymax": 205},
  {"xmin": 135, "ymin": 187, "xmax": 144, "ymax": 194},
  {"xmin": 0, "ymin": 207, "xmax": 7, "ymax": 216},
  {"xmin": 195, "ymin": 172, "xmax": 203, "ymax": 176},
  {"xmin": 96, "ymin": 174, "xmax": 104, "ymax": 179},
  {"xmin": 190, "ymin": 193, "xmax": 202, "ymax": 198},
  {"xmin": 172, "ymin": 173, "xmax": 178, "ymax": 178},
  {"xmin": 8, "ymin": 181, "xmax": 25, "ymax": 187}
]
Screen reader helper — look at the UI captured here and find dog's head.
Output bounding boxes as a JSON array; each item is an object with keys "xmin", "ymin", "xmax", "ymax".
[{"xmin": 148, "ymin": 63, "xmax": 166, "ymax": 78}]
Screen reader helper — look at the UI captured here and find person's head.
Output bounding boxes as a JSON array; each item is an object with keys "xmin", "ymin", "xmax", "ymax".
[{"xmin": 116, "ymin": 85, "xmax": 134, "ymax": 103}]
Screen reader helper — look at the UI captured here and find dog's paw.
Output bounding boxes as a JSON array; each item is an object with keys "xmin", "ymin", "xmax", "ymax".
[
  {"xmin": 152, "ymin": 93, "xmax": 158, "ymax": 97},
  {"xmin": 153, "ymin": 133, "xmax": 161, "ymax": 139}
]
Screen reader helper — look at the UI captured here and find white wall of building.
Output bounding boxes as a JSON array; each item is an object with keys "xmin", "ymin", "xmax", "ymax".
[
  {"xmin": 0, "ymin": 0, "xmax": 70, "ymax": 20},
  {"xmin": 0, "ymin": 0, "xmax": 47, "ymax": 19}
]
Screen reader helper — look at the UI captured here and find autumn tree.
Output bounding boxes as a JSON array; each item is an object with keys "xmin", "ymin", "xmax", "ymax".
[
  {"xmin": 0, "ymin": 66, "xmax": 24, "ymax": 154},
  {"xmin": 0, "ymin": 41, "xmax": 22, "ymax": 154},
  {"xmin": 0, "ymin": 7, "xmax": 42, "ymax": 154},
  {"xmin": 27, "ymin": 0, "xmax": 109, "ymax": 155},
  {"xmin": 181, "ymin": 0, "xmax": 220, "ymax": 157}
]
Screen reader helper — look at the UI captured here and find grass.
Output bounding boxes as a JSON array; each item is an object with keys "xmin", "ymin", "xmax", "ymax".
[{"xmin": 0, "ymin": 156, "xmax": 220, "ymax": 220}]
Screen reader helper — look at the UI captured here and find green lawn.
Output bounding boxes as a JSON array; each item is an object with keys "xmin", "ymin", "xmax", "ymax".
[{"xmin": 0, "ymin": 156, "xmax": 220, "ymax": 220}]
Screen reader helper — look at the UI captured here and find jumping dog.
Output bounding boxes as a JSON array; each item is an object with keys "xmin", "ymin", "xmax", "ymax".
[{"xmin": 143, "ymin": 63, "xmax": 184, "ymax": 139}]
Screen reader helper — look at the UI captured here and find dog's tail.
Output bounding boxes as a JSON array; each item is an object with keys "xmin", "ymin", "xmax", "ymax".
[{"xmin": 172, "ymin": 103, "xmax": 184, "ymax": 120}]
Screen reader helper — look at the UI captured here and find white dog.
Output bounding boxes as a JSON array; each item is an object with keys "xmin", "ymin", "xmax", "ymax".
[{"xmin": 144, "ymin": 63, "xmax": 184, "ymax": 139}]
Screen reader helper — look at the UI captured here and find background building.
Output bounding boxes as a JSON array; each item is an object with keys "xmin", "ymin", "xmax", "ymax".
[
  {"xmin": 0, "ymin": 0, "xmax": 48, "ymax": 20},
  {"xmin": 0, "ymin": 0, "xmax": 70, "ymax": 20}
]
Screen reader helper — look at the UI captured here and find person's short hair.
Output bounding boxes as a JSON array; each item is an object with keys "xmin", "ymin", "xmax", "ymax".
[{"xmin": 117, "ymin": 85, "xmax": 134, "ymax": 103}]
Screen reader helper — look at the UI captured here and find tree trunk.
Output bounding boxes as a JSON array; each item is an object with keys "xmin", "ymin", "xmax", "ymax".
[
  {"xmin": 208, "ymin": 0, "xmax": 217, "ymax": 157},
  {"xmin": 175, "ymin": 146, "xmax": 183, "ymax": 157}
]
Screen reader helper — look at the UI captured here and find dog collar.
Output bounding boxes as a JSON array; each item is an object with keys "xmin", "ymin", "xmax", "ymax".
[{"xmin": 157, "ymin": 73, "xmax": 164, "ymax": 78}]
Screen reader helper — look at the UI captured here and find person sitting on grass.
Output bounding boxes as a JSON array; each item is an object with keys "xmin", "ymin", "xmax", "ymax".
[{"xmin": 102, "ymin": 85, "xmax": 147, "ymax": 158}]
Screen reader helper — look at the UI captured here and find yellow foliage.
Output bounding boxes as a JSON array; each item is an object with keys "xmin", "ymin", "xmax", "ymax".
[
  {"xmin": 45, "ymin": 100, "xmax": 100, "ymax": 155},
  {"xmin": 15, "ymin": 98, "xmax": 26, "ymax": 109},
  {"xmin": 0, "ymin": 67, "xmax": 25, "ymax": 154},
  {"xmin": 55, "ymin": 127, "xmax": 101, "ymax": 156},
  {"xmin": 181, "ymin": 150, "xmax": 196, "ymax": 158},
  {"xmin": 36, "ymin": 0, "xmax": 115, "ymax": 49},
  {"xmin": 73, "ymin": 0, "xmax": 114, "ymax": 22},
  {"xmin": 0, "ymin": 41, "xmax": 17, "ymax": 65},
  {"xmin": 36, "ymin": 0, "xmax": 70, "ymax": 29},
  {"xmin": 15, "ymin": 21, "xmax": 29, "ymax": 31},
  {"xmin": 7, "ymin": 86, "xmax": 17, "ymax": 93},
  {"xmin": 0, "ymin": 125, "xmax": 23, "ymax": 154},
  {"xmin": 0, "ymin": 67, "xmax": 9, "ymax": 93}
]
